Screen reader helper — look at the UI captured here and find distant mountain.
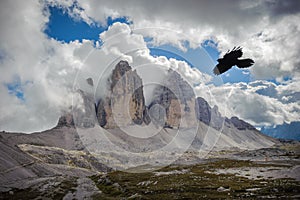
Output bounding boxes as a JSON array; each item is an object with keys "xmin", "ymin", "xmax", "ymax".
[{"xmin": 261, "ymin": 122, "xmax": 300, "ymax": 141}]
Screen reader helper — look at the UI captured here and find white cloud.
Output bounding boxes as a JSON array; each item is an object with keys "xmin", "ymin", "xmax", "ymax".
[
  {"xmin": 78, "ymin": 22, "xmax": 212, "ymax": 103},
  {"xmin": 1, "ymin": 0, "xmax": 299, "ymax": 133},
  {"xmin": 196, "ymin": 79, "xmax": 300, "ymax": 127},
  {"xmin": 0, "ymin": 0, "xmax": 84, "ymax": 132},
  {"xmin": 71, "ymin": 0, "xmax": 300, "ymax": 80},
  {"xmin": 0, "ymin": 1, "xmax": 211, "ymax": 132}
]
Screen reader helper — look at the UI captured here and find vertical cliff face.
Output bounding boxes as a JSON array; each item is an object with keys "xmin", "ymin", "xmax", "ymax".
[
  {"xmin": 149, "ymin": 69, "xmax": 197, "ymax": 128},
  {"xmin": 196, "ymin": 96, "xmax": 257, "ymax": 131},
  {"xmin": 72, "ymin": 78, "xmax": 96, "ymax": 128},
  {"xmin": 196, "ymin": 97, "xmax": 224, "ymax": 130},
  {"xmin": 96, "ymin": 61, "xmax": 149, "ymax": 128},
  {"xmin": 195, "ymin": 97, "xmax": 211, "ymax": 125}
]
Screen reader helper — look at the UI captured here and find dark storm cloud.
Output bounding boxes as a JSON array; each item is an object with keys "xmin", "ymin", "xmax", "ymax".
[{"xmin": 264, "ymin": 0, "xmax": 300, "ymax": 17}]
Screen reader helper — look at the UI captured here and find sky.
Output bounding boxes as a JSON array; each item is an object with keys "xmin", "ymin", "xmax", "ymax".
[{"xmin": 0, "ymin": 0, "xmax": 300, "ymax": 133}]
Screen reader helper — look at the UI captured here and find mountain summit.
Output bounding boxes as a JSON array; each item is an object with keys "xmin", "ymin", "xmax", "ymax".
[{"xmin": 97, "ymin": 60, "xmax": 150, "ymax": 128}]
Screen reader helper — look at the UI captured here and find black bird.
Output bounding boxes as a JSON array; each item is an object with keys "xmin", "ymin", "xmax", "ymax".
[{"xmin": 213, "ymin": 46, "xmax": 254, "ymax": 75}]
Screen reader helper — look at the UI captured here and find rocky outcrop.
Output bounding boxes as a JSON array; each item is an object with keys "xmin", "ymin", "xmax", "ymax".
[
  {"xmin": 226, "ymin": 116, "xmax": 256, "ymax": 130},
  {"xmin": 86, "ymin": 77, "xmax": 94, "ymax": 87},
  {"xmin": 74, "ymin": 90, "xmax": 96, "ymax": 128},
  {"xmin": 195, "ymin": 97, "xmax": 211, "ymax": 125},
  {"xmin": 96, "ymin": 61, "xmax": 149, "ymax": 128},
  {"xmin": 72, "ymin": 78, "xmax": 97, "ymax": 128},
  {"xmin": 57, "ymin": 113, "xmax": 75, "ymax": 128},
  {"xmin": 97, "ymin": 98, "xmax": 107, "ymax": 127},
  {"xmin": 195, "ymin": 97, "xmax": 224, "ymax": 130},
  {"xmin": 196, "ymin": 97, "xmax": 256, "ymax": 131},
  {"xmin": 149, "ymin": 69, "xmax": 197, "ymax": 128}
]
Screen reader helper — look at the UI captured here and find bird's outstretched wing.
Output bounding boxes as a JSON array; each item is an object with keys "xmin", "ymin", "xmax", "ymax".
[{"xmin": 223, "ymin": 46, "xmax": 243, "ymax": 60}]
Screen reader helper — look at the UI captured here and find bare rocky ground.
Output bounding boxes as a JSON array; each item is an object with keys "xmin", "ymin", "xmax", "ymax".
[{"xmin": 0, "ymin": 126, "xmax": 299, "ymax": 199}]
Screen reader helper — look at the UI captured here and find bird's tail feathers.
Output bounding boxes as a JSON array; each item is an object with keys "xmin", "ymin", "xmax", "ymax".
[{"xmin": 236, "ymin": 58, "xmax": 254, "ymax": 68}]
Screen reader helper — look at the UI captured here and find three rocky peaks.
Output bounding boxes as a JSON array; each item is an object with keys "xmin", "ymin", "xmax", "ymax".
[{"xmin": 68, "ymin": 60, "xmax": 256, "ymax": 131}]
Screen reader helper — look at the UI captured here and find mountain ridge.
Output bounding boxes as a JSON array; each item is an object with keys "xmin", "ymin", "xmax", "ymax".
[
  {"xmin": 93, "ymin": 60, "xmax": 261, "ymax": 133},
  {"xmin": 261, "ymin": 121, "xmax": 300, "ymax": 141}
]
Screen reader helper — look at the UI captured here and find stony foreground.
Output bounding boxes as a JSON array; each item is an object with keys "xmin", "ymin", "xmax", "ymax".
[{"xmin": 1, "ymin": 155, "xmax": 299, "ymax": 199}]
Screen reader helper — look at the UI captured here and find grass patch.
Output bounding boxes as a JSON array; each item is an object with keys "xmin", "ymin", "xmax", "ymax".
[{"xmin": 90, "ymin": 159, "xmax": 300, "ymax": 199}]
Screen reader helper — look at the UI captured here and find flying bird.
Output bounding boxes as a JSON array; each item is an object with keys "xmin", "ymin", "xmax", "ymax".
[{"xmin": 213, "ymin": 46, "xmax": 254, "ymax": 75}]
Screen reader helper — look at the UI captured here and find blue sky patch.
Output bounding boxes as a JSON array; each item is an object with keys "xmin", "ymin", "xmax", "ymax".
[
  {"xmin": 44, "ymin": 6, "xmax": 130, "ymax": 43},
  {"xmin": 147, "ymin": 41, "xmax": 253, "ymax": 85},
  {"xmin": 6, "ymin": 77, "xmax": 25, "ymax": 101},
  {"xmin": 45, "ymin": 5, "xmax": 254, "ymax": 85},
  {"xmin": 267, "ymin": 76, "xmax": 293, "ymax": 85},
  {"xmin": 147, "ymin": 43, "xmax": 216, "ymax": 75},
  {"xmin": 201, "ymin": 40, "xmax": 220, "ymax": 61},
  {"xmin": 219, "ymin": 67, "xmax": 252, "ymax": 83}
]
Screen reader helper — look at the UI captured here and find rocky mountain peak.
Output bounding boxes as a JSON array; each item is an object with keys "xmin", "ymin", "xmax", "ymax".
[
  {"xmin": 227, "ymin": 116, "xmax": 256, "ymax": 130},
  {"xmin": 97, "ymin": 60, "xmax": 149, "ymax": 128},
  {"xmin": 196, "ymin": 97, "xmax": 256, "ymax": 131},
  {"xmin": 57, "ymin": 113, "xmax": 75, "ymax": 128},
  {"xmin": 196, "ymin": 97, "xmax": 224, "ymax": 130},
  {"xmin": 110, "ymin": 60, "xmax": 132, "ymax": 90},
  {"xmin": 195, "ymin": 97, "xmax": 211, "ymax": 125},
  {"xmin": 149, "ymin": 69, "xmax": 197, "ymax": 128}
]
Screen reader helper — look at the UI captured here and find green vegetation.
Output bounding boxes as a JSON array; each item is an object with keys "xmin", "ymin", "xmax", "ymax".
[{"xmin": 90, "ymin": 159, "xmax": 300, "ymax": 199}]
